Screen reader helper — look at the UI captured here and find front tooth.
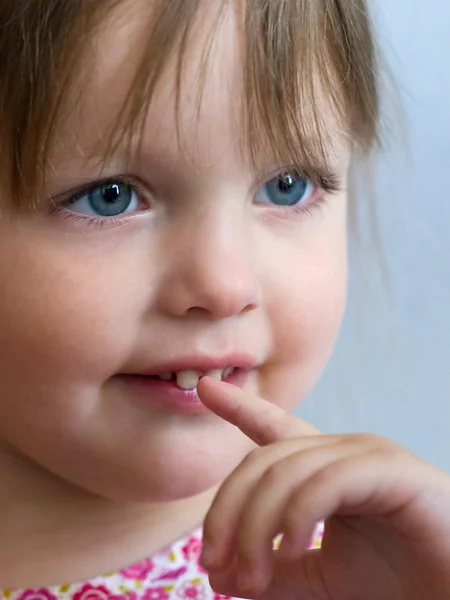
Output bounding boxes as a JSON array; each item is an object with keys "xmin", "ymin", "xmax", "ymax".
[
  {"xmin": 207, "ymin": 369, "xmax": 223, "ymax": 381},
  {"xmin": 176, "ymin": 370, "xmax": 200, "ymax": 390},
  {"xmin": 222, "ymin": 367, "xmax": 234, "ymax": 379}
]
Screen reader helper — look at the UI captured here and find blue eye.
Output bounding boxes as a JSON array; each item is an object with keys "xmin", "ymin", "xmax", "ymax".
[
  {"xmin": 256, "ymin": 172, "xmax": 315, "ymax": 207},
  {"xmin": 68, "ymin": 182, "xmax": 139, "ymax": 217}
]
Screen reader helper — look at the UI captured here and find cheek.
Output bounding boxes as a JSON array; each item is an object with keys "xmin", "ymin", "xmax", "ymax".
[
  {"xmin": 0, "ymin": 229, "xmax": 171, "ymax": 500},
  {"xmin": 276, "ymin": 242, "xmax": 347, "ymax": 354},
  {"xmin": 260, "ymin": 208, "xmax": 348, "ymax": 410},
  {"xmin": 0, "ymin": 230, "xmax": 145, "ymax": 401}
]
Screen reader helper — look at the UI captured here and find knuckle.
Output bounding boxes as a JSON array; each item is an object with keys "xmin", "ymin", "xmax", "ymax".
[
  {"xmin": 313, "ymin": 462, "xmax": 338, "ymax": 488},
  {"xmin": 350, "ymin": 432, "xmax": 407, "ymax": 459},
  {"xmin": 241, "ymin": 446, "xmax": 262, "ymax": 468},
  {"xmin": 241, "ymin": 444, "xmax": 273, "ymax": 467},
  {"xmin": 375, "ymin": 441, "xmax": 410, "ymax": 464},
  {"xmin": 344, "ymin": 432, "xmax": 378, "ymax": 446},
  {"xmin": 260, "ymin": 463, "xmax": 282, "ymax": 488},
  {"xmin": 342, "ymin": 432, "xmax": 396, "ymax": 453},
  {"xmin": 363, "ymin": 432, "xmax": 392, "ymax": 449}
]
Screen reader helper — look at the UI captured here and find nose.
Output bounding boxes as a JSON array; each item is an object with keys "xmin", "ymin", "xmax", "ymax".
[{"xmin": 156, "ymin": 211, "xmax": 261, "ymax": 319}]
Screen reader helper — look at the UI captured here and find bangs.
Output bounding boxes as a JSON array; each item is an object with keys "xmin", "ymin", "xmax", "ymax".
[{"xmin": 0, "ymin": 0, "xmax": 380, "ymax": 210}]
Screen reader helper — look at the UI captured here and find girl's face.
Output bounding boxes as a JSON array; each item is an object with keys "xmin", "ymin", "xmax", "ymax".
[{"xmin": 0, "ymin": 5, "xmax": 348, "ymax": 502}]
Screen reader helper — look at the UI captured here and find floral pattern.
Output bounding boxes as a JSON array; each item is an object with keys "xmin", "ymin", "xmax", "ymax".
[
  {"xmin": 181, "ymin": 538, "xmax": 202, "ymax": 565},
  {"xmin": 16, "ymin": 591, "xmax": 58, "ymax": 600},
  {"xmin": 1, "ymin": 526, "xmax": 322, "ymax": 600},
  {"xmin": 120, "ymin": 560, "xmax": 155, "ymax": 581},
  {"xmin": 141, "ymin": 589, "xmax": 169, "ymax": 600},
  {"xmin": 73, "ymin": 586, "xmax": 111, "ymax": 600}
]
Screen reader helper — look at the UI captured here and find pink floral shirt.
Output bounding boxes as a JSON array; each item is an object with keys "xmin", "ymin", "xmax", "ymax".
[{"xmin": 0, "ymin": 525, "xmax": 323, "ymax": 600}]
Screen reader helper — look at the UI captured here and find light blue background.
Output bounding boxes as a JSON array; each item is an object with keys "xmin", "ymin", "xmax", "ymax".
[{"xmin": 296, "ymin": 1, "xmax": 450, "ymax": 472}]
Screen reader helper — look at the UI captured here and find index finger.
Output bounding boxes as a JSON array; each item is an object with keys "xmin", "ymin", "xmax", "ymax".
[{"xmin": 197, "ymin": 377, "xmax": 320, "ymax": 446}]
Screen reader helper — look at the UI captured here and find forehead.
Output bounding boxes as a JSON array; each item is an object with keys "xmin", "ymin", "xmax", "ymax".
[
  {"xmin": 50, "ymin": 0, "xmax": 348, "ymax": 180},
  {"xmin": 52, "ymin": 1, "xmax": 244, "ymax": 172}
]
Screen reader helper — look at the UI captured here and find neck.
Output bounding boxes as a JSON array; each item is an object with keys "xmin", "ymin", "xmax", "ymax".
[{"xmin": 0, "ymin": 447, "xmax": 217, "ymax": 589}]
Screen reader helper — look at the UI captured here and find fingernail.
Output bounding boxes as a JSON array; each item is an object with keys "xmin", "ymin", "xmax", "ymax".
[
  {"xmin": 200, "ymin": 540, "xmax": 215, "ymax": 566},
  {"xmin": 237, "ymin": 567, "xmax": 253, "ymax": 593}
]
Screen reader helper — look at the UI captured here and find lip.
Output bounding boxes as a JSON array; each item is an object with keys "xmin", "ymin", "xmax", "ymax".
[
  {"xmin": 117, "ymin": 353, "xmax": 258, "ymax": 415},
  {"xmin": 135, "ymin": 353, "xmax": 259, "ymax": 377},
  {"xmin": 117, "ymin": 368, "xmax": 250, "ymax": 415}
]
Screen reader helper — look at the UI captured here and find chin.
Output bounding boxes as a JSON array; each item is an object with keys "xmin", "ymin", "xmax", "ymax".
[
  {"xmin": 143, "ymin": 453, "xmax": 248, "ymax": 503},
  {"xmin": 91, "ymin": 468, "xmax": 226, "ymax": 504},
  {"xmin": 69, "ymin": 442, "xmax": 251, "ymax": 504}
]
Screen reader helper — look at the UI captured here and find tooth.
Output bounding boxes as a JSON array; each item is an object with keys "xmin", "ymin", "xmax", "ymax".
[
  {"xmin": 176, "ymin": 370, "xmax": 200, "ymax": 390},
  {"xmin": 222, "ymin": 367, "xmax": 234, "ymax": 379},
  {"xmin": 159, "ymin": 372, "xmax": 172, "ymax": 381},
  {"xmin": 207, "ymin": 369, "xmax": 223, "ymax": 381}
]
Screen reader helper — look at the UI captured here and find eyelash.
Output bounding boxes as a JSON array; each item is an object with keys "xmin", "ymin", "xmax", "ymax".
[
  {"xmin": 52, "ymin": 176, "xmax": 149, "ymax": 229},
  {"xmin": 52, "ymin": 170, "xmax": 343, "ymax": 228},
  {"xmin": 57, "ymin": 212, "xmax": 128, "ymax": 229},
  {"xmin": 269, "ymin": 172, "xmax": 342, "ymax": 219}
]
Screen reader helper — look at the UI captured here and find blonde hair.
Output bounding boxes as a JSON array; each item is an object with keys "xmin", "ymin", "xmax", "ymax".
[{"xmin": 0, "ymin": 0, "xmax": 380, "ymax": 209}]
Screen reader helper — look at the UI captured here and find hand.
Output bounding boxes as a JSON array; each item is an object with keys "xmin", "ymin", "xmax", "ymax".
[{"xmin": 197, "ymin": 377, "xmax": 450, "ymax": 600}]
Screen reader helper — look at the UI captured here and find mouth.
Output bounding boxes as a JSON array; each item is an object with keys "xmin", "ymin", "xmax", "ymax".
[
  {"xmin": 118, "ymin": 355, "xmax": 257, "ymax": 413},
  {"xmin": 133, "ymin": 354, "xmax": 258, "ymax": 389},
  {"xmin": 149, "ymin": 366, "xmax": 236, "ymax": 390}
]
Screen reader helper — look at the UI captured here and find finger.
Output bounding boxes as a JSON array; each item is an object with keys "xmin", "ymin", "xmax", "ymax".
[
  {"xmin": 279, "ymin": 451, "xmax": 406, "ymax": 559},
  {"xmin": 207, "ymin": 556, "xmax": 243, "ymax": 599},
  {"xmin": 198, "ymin": 376, "xmax": 320, "ymax": 573},
  {"xmin": 197, "ymin": 377, "xmax": 320, "ymax": 446},
  {"xmin": 257, "ymin": 550, "xmax": 323, "ymax": 600},
  {"xmin": 201, "ymin": 435, "xmax": 337, "ymax": 572},
  {"xmin": 208, "ymin": 549, "xmax": 322, "ymax": 600},
  {"xmin": 234, "ymin": 444, "xmax": 358, "ymax": 595}
]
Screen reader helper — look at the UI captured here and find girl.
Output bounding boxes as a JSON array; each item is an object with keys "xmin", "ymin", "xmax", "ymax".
[{"xmin": 0, "ymin": 1, "xmax": 449, "ymax": 599}]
